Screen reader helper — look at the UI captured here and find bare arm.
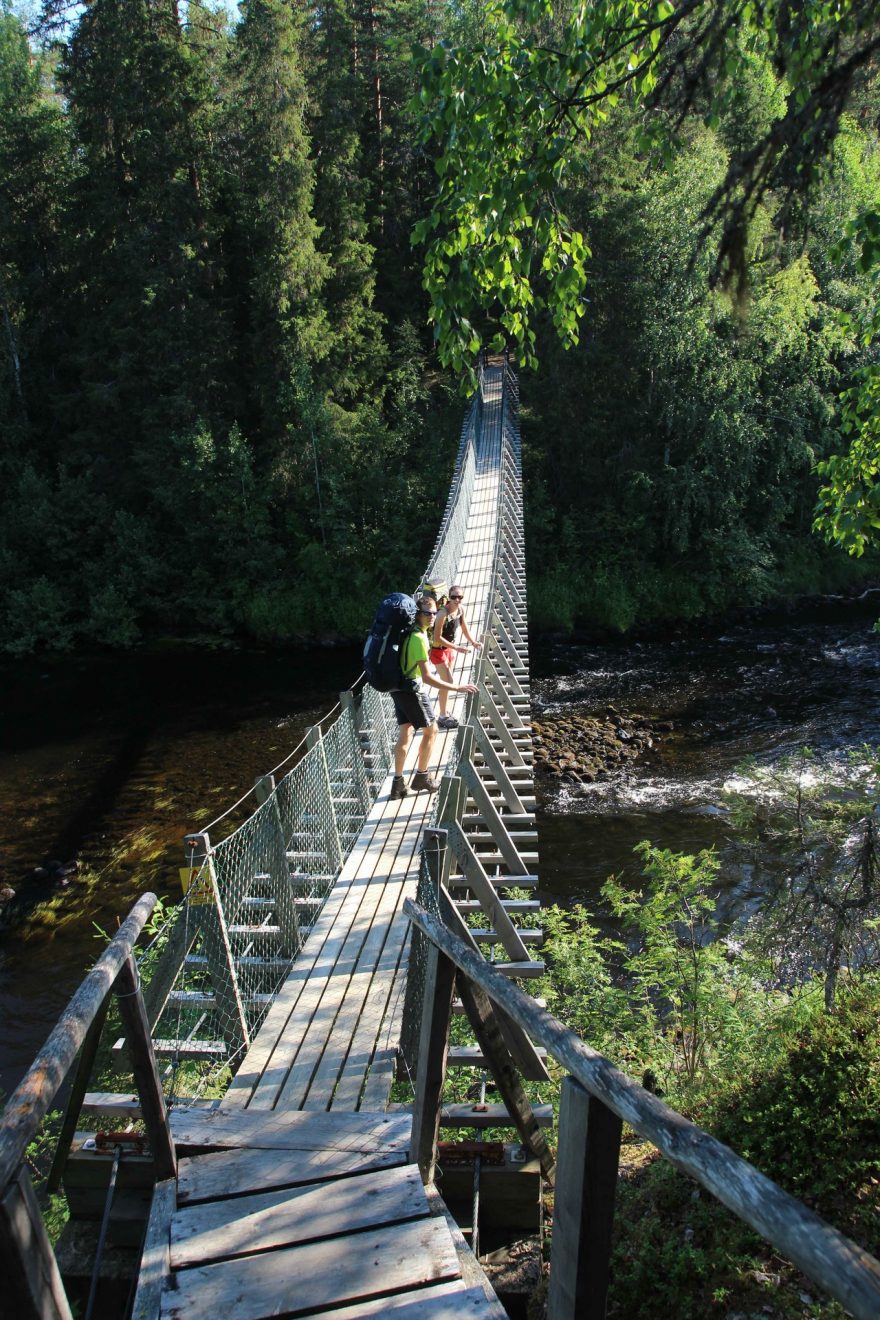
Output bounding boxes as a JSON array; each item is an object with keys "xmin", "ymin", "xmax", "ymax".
[
  {"xmin": 432, "ymin": 608, "xmax": 447, "ymax": 649},
  {"xmin": 458, "ymin": 608, "xmax": 482, "ymax": 649},
  {"xmin": 417, "ymin": 660, "xmax": 477, "ymax": 694}
]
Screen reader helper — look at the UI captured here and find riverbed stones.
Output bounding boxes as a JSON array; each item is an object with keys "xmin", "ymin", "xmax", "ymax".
[{"xmin": 531, "ymin": 711, "xmax": 670, "ymax": 783}]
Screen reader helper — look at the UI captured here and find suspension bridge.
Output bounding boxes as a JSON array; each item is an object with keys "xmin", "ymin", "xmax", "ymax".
[{"xmin": 2, "ymin": 362, "xmax": 880, "ymax": 1320}]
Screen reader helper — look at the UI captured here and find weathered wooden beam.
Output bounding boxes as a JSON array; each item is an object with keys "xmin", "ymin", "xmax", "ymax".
[
  {"xmin": 46, "ymin": 991, "xmax": 111, "ymax": 1194},
  {"xmin": 547, "ymin": 1077, "xmax": 622, "ymax": 1320},
  {"xmin": 115, "ymin": 955, "xmax": 176, "ymax": 1181},
  {"xmin": 410, "ymin": 943, "xmax": 457, "ymax": 1185},
  {"xmin": 0, "ymin": 891, "xmax": 157, "ymax": 1193},
  {"xmin": 130, "ymin": 1177, "xmax": 176, "ymax": 1320},
  {"xmin": 458, "ymin": 760, "xmax": 529, "ymax": 874},
  {"xmin": 446, "ymin": 824, "xmax": 530, "ymax": 962}
]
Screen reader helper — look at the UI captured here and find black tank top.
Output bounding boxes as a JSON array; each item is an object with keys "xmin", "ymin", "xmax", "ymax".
[{"xmin": 441, "ymin": 611, "xmax": 459, "ymax": 644}]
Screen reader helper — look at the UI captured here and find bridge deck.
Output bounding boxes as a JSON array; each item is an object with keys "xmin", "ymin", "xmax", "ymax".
[
  {"xmin": 224, "ymin": 370, "xmax": 507, "ymax": 1113},
  {"xmin": 139, "ymin": 1108, "xmax": 504, "ymax": 1318}
]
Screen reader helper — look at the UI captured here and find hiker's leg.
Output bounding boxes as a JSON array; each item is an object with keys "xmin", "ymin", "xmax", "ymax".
[
  {"xmin": 434, "ymin": 662, "xmax": 453, "ymax": 715},
  {"xmin": 417, "ymin": 721, "xmax": 437, "ymax": 772},
  {"xmin": 394, "ymin": 723, "xmax": 413, "ymax": 776}
]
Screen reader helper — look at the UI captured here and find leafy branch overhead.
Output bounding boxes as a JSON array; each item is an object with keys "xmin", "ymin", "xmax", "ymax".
[{"xmin": 413, "ymin": 0, "xmax": 880, "ymax": 375}]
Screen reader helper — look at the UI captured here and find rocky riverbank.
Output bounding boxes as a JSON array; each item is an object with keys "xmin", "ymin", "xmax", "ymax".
[{"xmin": 531, "ymin": 707, "xmax": 672, "ymax": 783}]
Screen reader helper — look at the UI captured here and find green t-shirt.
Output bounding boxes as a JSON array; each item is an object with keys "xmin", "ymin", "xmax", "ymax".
[{"xmin": 401, "ymin": 627, "xmax": 429, "ymax": 684}]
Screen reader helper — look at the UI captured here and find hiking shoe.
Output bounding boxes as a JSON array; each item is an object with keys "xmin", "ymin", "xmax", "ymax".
[
  {"xmin": 411, "ymin": 770, "xmax": 440, "ymax": 793},
  {"xmin": 437, "ymin": 714, "xmax": 459, "ymax": 729},
  {"xmin": 390, "ymin": 775, "xmax": 408, "ymax": 800}
]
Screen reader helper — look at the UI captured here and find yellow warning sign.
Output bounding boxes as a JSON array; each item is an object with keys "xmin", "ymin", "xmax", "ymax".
[{"xmin": 179, "ymin": 866, "xmax": 212, "ymax": 905}]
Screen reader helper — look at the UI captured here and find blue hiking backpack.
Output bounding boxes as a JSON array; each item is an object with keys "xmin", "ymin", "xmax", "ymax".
[{"xmin": 363, "ymin": 593, "xmax": 418, "ymax": 692}]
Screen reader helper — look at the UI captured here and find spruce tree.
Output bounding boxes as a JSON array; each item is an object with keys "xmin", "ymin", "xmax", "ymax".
[
  {"xmin": 59, "ymin": 0, "xmax": 228, "ymax": 484},
  {"xmin": 223, "ymin": 0, "xmax": 328, "ymax": 475},
  {"xmin": 0, "ymin": 7, "xmax": 71, "ymax": 456}
]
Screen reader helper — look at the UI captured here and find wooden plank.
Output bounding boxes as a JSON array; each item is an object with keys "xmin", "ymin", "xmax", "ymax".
[
  {"xmin": 177, "ymin": 1142, "xmax": 408, "ymax": 1207},
  {"xmin": 170, "ymin": 1163, "xmax": 428, "ymax": 1269},
  {"xmin": 231, "ymin": 802, "xmax": 394, "ymax": 1063},
  {"xmin": 447, "ymin": 1045, "xmax": 548, "ymax": 1068},
  {"xmin": 470, "ymin": 928, "xmax": 543, "ymax": 945},
  {"xmin": 297, "ymin": 853, "xmax": 415, "ymax": 1109},
  {"xmin": 305, "ymin": 1281, "xmax": 498, "ymax": 1317},
  {"xmin": 328, "ymin": 909, "xmax": 411, "ymax": 1110},
  {"xmin": 169, "ymin": 1106, "xmax": 410, "ymax": 1153},
  {"xmin": 357, "ymin": 932, "xmax": 412, "ymax": 1111},
  {"xmin": 131, "ymin": 1178, "xmax": 176, "ymax": 1320},
  {"xmin": 224, "ymin": 808, "xmax": 402, "ymax": 1107},
  {"xmin": 160, "ymin": 1216, "xmax": 461, "ymax": 1320},
  {"xmin": 441, "ymin": 1102, "xmax": 554, "ymax": 1129}
]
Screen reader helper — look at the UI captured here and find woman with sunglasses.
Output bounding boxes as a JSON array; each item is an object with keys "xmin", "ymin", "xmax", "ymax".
[{"xmin": 430, "ymin": 584, "xmax": 483, "ymax": 729}]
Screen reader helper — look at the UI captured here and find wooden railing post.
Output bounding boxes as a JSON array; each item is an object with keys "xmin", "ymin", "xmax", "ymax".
[
  {"xmin": 115, "ymin": 954, "xmax": 177, "ymax": 1180},
  {"xmin": 409, "ymin": 940, "xmax": 456, "ymax": 1186},
  {"xmin": 0, "ymin": 1167, "xmax": 73, "ymax": 1320},
  {"xmin": 547, "ymin": 1077, "xmax": 622, "ymax": 1320},
  {"xmin": 399, "ymin": 827, "xmax": 448, "ymax": 1077}
]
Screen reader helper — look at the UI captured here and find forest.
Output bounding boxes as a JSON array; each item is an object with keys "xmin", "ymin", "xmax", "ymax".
[{"xmin": 1, "ymin": 0, "xmax": 879, "ymax": 654}]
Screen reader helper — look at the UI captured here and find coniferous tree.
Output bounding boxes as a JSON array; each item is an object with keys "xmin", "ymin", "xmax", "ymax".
[
  {"xmin": 59, "ymin": 0, "xmax": 228, "ymax": 486},
  {"xmin": 0, "ymin": 7, "xmax": 71, "ymax": 456},
  {"xmin": 303, "ymin": 0, "xmax": 386, "ymax": 403},
  {"xmin": 223, "ymin": 0, "xmax": 328, "ymax": 476}
]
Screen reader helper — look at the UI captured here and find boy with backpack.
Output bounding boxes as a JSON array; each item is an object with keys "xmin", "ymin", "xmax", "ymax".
[{"xmin": 390, "ymin": 596, "xmax": 478, "ymax": 799}]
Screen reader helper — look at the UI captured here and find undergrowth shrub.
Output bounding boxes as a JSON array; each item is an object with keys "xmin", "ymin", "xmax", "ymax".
[{"xmin": 607, "ymin": 976, "xmax": 880, "ymax": 1318}]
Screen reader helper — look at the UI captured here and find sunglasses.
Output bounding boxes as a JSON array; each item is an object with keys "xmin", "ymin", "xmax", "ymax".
[
  {"xmin": 449, "ymin": 594, "xmax": 463, "ymax": 600},
  {"xmin": 419, "ymin": 608, "xmax": 437, "ymax": 616}
]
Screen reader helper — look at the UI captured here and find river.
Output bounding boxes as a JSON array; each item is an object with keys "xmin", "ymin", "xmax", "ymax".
[{"xmin": 1, "ymin": 593, "xmax": 878, "ymax": 1096}]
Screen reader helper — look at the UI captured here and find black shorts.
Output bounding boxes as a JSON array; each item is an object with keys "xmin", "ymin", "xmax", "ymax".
[{"xmin": 391, "ymin": 687, "xmax": 435, "ymax": 729}]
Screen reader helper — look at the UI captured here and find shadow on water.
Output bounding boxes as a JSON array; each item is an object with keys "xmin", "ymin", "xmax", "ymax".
[{"xmin": 0, "ymin": 641, "xmax": 360, "ymax": 1095}]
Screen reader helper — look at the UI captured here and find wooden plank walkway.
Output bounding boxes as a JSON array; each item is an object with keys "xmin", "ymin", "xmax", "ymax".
[
  {"xmin": 138, "ymin": 1109, "xmax": 505, "ymax": 1319},
  {"xmin": 223, "ymin": 367, "xmax": 517, "ymax": 1114}
]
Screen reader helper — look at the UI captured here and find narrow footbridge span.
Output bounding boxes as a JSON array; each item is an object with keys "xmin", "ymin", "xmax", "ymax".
[{"xmin": 4, "ymin": 362, "xmax": 880, "ymax": 1320}]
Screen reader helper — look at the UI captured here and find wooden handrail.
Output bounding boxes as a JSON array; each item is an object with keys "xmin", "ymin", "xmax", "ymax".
[
  {"xmin": 0, "ymin": 891, "xmax": 159, "ymax": 1192},
  {"xmin": 404, "ymin": 897, "xmax": 880, "ymax": 1320}
]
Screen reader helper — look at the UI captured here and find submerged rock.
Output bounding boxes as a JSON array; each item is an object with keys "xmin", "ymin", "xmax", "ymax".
[{"xmin": 531, "ymin": 711, "xmax": 671, "ymax": 783}]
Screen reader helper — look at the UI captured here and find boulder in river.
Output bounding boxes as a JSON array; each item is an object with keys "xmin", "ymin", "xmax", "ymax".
[{"xmin": 531, "ymin": 710, "xmax": 671, "ymax": 782}]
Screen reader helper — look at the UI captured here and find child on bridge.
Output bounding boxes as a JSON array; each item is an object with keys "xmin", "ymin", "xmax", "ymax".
[{"xmin": 390, "ymin": 596, "xmax": 478, "ymax": 799}]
